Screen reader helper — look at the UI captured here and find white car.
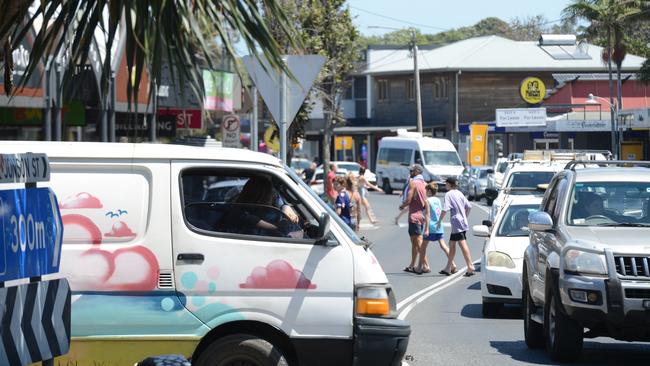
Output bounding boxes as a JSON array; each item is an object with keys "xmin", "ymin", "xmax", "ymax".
[
  {"xmin": 310, "ymin": 167, "xmax": 349, "ymax": 195},
  {"xmin": 325, "ymin": 161, "xmax": 377, "ymax": 185},
  {"xmin": 493, "ymin": 157, "xmax": 508, "ymax": 188},
  {"xmin": 473, "ymin": 195, "xmax": 542, "ymax": 317}
]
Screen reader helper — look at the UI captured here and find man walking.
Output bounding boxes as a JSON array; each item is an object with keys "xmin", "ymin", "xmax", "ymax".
[
  {"xmin": 399, "ymin": 164, "xmax": 429, "ymax": 274},
  {"xmin": 325, "ymin": 163, "xmax": 338, "ymax": 204}
]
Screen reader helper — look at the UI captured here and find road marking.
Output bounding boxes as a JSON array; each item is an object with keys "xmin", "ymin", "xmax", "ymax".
[
  {"xmin": 397, "ymin": 260, "xmax": 481, "ymax": 320},
  {"xmin": 474, "ymin": 203, "xmax": 491, "ymax": 215}
]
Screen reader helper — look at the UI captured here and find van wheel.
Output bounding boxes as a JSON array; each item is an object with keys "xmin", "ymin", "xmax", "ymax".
[
  {"xmin": 382, "ymin": 179, "xmax": 393, "ymax": 195},
  {"xmin": 545, "ymin": 290, "xmax": 583, "ymax": 361},
  {"xmin": 194, "ymin": 334, "xmax": 289, "ymax": 366},
  {"xmin": 523, "ymin": 269, "xmax": 544, "ymax": 348},
  {"xmin": 481, "ymin": 301, "xmax": 502, "ymax": 318}
]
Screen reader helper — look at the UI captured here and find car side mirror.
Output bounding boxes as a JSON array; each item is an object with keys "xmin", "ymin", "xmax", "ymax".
[
  {"xmin": 482, "ymin": 220, "xmax": 493, "ymax": 227},
  {"xmin": 472, "ymin": 225, "xmax": 490, "ymax": 237},
  {"xmin": 316, "ymin": 212, "xmax": 330, "ymax": 241},
  {"xmin": 485, "ymin": 187, "xmax": 499, "ymax": 200},
  {"xmin": 528, "ymin": 211, "xmax": 553, "ymax": 232}
]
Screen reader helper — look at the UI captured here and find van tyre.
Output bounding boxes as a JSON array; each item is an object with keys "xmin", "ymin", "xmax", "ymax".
[
  {"xmin": 544, "ymin": 290, "xmax": 583, "ymax": 361},
  {"xmin": 195, "ymin": 334, "xmax": 289, "ymax": 366},
  {"xmin": 523, "ymin": 270, "xmax": 544, "ymax": 348},
  {"xmin": 382, "ymin": 179, "xmax": 393, "ymax": 195},
  {"xmin": 481, "ymin": 301, "xmax": 502, "ymax": 318}
]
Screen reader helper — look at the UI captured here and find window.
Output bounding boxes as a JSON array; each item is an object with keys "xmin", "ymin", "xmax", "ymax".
[
  {"xmin": 433, "ymin": 77, "xmax": 448, "ymax": 100},
  {"xmin": 378, "ymin": 79, "xmax": 389, "ymax": 102},
  {"xmin": 422, "ymin": 151, "xmax": 462, "ymax": 166},
  {"xmin": 505, "ymin": 171, "xmax": 556, "ymax": 194},
  {"xmin": 568, "ymin": 181, "xmax": 650, "ymax": 226},
  {"xmin": 181, "ymin": 169, "xmax": 322, "ymax": 241},
  {"xmin": 497, "ymin": 205, "xmax": 539, "ymax": 237},
  {"xmin": 406, "ymin": 79, "xmax": 415, "ymax": 101}
]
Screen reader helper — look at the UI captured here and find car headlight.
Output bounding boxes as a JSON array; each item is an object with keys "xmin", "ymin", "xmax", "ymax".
[
  {"xmin": 564, "ymin": 249, "xmax": 607, "ymax": 276},
  {"xmin": 487, "ymin": 251, "xmax": 516, "ymax": 269},
  {"xmin": 355, "ymin": 285, "xmax": 397, "ymax": 317}
]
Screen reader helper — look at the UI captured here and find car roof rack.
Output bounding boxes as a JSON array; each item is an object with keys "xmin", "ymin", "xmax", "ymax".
[{"xmin": 565, "ymin": 160, "xmax": 650, "ymax": 171}]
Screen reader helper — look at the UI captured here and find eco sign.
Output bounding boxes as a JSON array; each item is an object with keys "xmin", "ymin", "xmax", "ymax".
[
  {"xmin": 519, "ymin": 77, "xmax": 546, "ymax": 105},
  {"xmin": 0, "ymin": 188, "xmax": 63, "ymax": 282}
]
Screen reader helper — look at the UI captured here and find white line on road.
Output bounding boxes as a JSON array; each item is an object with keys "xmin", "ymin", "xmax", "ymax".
[{"xmin": 396, "ymin": 260, "xmax": 481, "ymax": 320}]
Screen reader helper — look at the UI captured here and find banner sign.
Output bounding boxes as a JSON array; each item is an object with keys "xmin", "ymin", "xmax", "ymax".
[
  {"xmin": 0, "ymin": 188, "xmax": 63, "ymax": 282},
  {"xmin": 203, "ymin": 70, "xmax": 234, "ymax": 111},
  {"xmin": 469, "ymin": 124, "xmax": 488, "ymax": 166},
  {"xmin": 496, "ymin": 108, "xmax": 547, "ymax": 127},
  {"xmin": 0, "ymin": 153, "xmax": 50, "ymax": 184}
]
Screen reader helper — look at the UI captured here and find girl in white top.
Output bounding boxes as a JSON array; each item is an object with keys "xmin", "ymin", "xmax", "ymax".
[{"xmin": 357, "ymin": 167, "xmax": 383, "ymax": 224}]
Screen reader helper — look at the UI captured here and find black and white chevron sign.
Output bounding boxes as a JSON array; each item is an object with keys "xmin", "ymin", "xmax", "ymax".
[{"xmin": 0, "ymin": 278, "xmax": 71, "ymax": 366}]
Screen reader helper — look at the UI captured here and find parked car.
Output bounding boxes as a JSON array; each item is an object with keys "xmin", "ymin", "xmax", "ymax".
[
  {"xmin": 524, "ymin": 160, "xmax": 650, "ymax": 361},
  {"xmin": 309, "ymin": 167, "xmax": 349, "ymax": 195},
  {"xmin": 0, "ymin": 141, "xmax": 410, "ymax": 366},
  {"xmin": 326, "ymin": 161, "xmax": 377, "ymax": 185},
  {"xmin": 290, "ymin": 157, "xmax": 311, "ymax": 175},
  {"xmin": 458, "ymin": 166, "xmax": 472, "ymax": 197},
  {"xmin": 375, "ymin": 129, "xmax": 462, "ymax": 194},
  {"xmin": 467, "ymin": 166, "xmax": 494, "ymax": 202},
  {"xmin": 473, "ymin": 195, "xmax": 541, "ymax": 317}
]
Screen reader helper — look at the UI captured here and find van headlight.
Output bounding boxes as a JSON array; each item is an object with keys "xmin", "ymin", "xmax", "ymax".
[
  {"xmin": 355, "ymin": 285, "xmax": 397, "ymax": 318},
  {"xmin": 564, "ymin": 249, "xmax": 607, "ymax": 276},
  {"xmin": 487, "ymin": 251, "xmax": 515, "ymax": 269}
]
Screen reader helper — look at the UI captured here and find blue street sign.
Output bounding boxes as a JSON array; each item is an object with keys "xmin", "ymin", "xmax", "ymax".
[{"xmin": 0, "ymin": 188, "xmax": 63, "ymax": 282}]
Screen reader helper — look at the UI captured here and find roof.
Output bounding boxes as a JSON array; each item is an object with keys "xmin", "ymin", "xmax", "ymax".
[
  {"xmin": 574, "ymin": 167, "xmax": 650, "ymax": 183},
  {"xmin": 363, "ymin": 36, "xmax": 646, "ymax": 75},
  {"xmin": 553, "ymin": 73, "xmax": 638, "ymax": 84},
  {"xmin": 0, "ymin": 141, "xmax": 282, "ymax": 166}
]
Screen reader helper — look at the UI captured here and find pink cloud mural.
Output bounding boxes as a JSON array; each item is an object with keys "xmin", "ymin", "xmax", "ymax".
[
  {"xmin": 240, "ymin": 260, "xmax": 316, "ymax": 289},
  {"xmin": 105, "ymin": 221, "xmax": 136, "ymax": 237},
  {"xmin": 60, "ymin": 192, "xmax": 103, "ymax": 209},
  {"xmin": 62, "ymin": 214, "xmax": 103, "ymax": 245}
]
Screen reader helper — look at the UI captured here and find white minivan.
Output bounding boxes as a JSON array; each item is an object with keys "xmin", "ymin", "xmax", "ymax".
[
  {"xmin": 0, "ymin": 141, "xmax": 409, "ymax": 366},
  {"xmin": 375, "ymin": 131, "xmax": 463, "ymax": 193}
]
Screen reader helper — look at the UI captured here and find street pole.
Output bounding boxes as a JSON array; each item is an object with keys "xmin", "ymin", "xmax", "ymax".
[
  {"xmin": 43, "ymin": 57, "xmax": 52, "ymax": 141},
  {"xmin": 411, "ymin": 29, "xmax": 422, "ymax": 133},
  {"xmin": 251, "ymin": 86, "xmax": 259, "ymax": 152},
  {"xmin": 279, "ymin": 59, "xmax": 288, "ymax": 164},
  {"xmin": 455, "ymin": 70, "xmax": 460, "ymax": 144}
]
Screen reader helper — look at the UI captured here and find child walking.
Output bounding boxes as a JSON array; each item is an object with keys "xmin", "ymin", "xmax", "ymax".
[
  {"xmin": 423, "ymin": 183, "xmax": 456, "ymax": 274},
  {"xmin": 334, "ymin": 176, "xmax": 354, "ymax": 229}
]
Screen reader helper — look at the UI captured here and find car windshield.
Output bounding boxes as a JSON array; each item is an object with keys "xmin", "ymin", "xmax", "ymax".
[
  {"xmin": 291, "ymin": 160, "xmax": 310, "ymax": 170},
  {"xmin": 505, "ymin": 171, "xmax": 555, "ymax": 195},
  {"xmin": 568, "ymin": 181, "xmax": 650, "ymax": 227},
  {"xmin": 479, "ymin": 170, "xmax": 489, "ymax": 178},
  {"xmin": 497, "ymin": 161, "xmax": 508, "ymax": 173},
  {"xmin": 337, "ymin": 163, "xmax": 359, "ymax": 172},
  {"xmin": 423, "ymin": 151, "xmax": 462, "ymax": 166},
  {"xmin": 284, "ymin": 165, "xmax": 363, "ymax": 245},
  {"xmin": 497, "ymin": 204, "xmax": 539, "ymax": 237}
]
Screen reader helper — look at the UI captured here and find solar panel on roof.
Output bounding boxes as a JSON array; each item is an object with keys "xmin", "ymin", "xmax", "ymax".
[{"xmin": 540, "ymin": 44, "xmax": 591, "ymax": 60}]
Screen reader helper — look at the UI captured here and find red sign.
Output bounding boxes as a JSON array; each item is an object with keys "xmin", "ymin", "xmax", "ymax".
[{"xmin": 157, "ymin": 109, "xmax": 202, "ymax": 129}]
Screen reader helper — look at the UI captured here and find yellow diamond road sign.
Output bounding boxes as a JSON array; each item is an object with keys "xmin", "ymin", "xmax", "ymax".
[{"xmin": 264, "ymin": 124, "xmax": 280, "ymax": 151}]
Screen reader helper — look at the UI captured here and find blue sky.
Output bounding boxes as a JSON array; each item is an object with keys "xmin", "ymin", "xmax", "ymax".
[{"xmin": 349, "ymin": 0, "xmax": 574, "ymax": 36}]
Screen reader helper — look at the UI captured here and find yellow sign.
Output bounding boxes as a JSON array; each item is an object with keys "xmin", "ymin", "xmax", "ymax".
[
  {"xmin": 335, "ymin": 136, "xmax": 353, "ymax": 150},
  {"xmin": 264, "ymin": 124, "xmax": 280, "ymax": 151},
  {"xmin": 469, "ymin": 124, "xmax": 488, "ymax": 166},
  {"xmin": 519, "ymin": 77, "xmax": 546, "ymax": 104}
]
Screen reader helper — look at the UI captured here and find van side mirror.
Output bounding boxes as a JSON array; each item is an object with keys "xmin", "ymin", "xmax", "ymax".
[
  {"xmin": 528, "ymin": 211, "xmax": 553, "ymax": 232},
  {"xmin": 485, "ymin": 187, "xmax": 499, "ymax": 200},
  {"xmin": 316, "ymin": 213, "xmax": 330, "ymax": 240}
]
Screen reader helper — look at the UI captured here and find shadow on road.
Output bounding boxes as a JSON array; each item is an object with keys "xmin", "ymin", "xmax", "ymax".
[
  {"xmin": 467, "ymin": 281, "xmax": 481, "ymax": 290},
  {"xmin": 460, "ymin": 303, "xmax": 522, "ymax": 319},
  {"xmin": 490, "ymin": 340, "xmax": 650, "ymax": 365}
]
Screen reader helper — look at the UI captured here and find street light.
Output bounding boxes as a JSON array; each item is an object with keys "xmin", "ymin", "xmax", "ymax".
[
  {"xmin": 586, "ymin": 93, "xmax": 619, "ymax": 158},
  {"xmin": 368, "ymin": 25, "xmax": 423, "ymax": 133}
]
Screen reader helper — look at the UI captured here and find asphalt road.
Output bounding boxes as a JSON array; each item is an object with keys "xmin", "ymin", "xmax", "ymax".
[{"xmin": 360, "ymin": 191, "xmax": 650, "ymax": 366}]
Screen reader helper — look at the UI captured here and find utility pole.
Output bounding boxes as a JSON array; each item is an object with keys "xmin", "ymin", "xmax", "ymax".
[{"xmin": 410, "ymin": 28, "xmax": 423, "ymax": 133}]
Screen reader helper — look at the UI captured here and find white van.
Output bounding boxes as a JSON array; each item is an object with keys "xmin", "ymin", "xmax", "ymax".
[
  {"xmin": 376, "ymin": 131, "xmax": 463, "ymax": 193},
  {"xmin": 0, "ymin": 141, "xmax": 409, "ymax": 366}
]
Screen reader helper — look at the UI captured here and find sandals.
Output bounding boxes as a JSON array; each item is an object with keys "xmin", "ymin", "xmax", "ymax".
[
  {"xmin": 439, "ymin": 270, "xmax": 451, "ymax": 276},
  {"xmin": 464, "ymin": 271, "xmax": 475, "ymax": 277},
  {"xmin": 403, "ymin": 266, "xmax": 416, "ymax": 273}
]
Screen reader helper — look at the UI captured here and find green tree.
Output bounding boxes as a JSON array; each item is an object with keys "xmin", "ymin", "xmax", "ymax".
[
  {"xmin": 0, "ymin": 0, "xmax": 298, "ymax": 105},
  {"xmin": 563, "ymin": 0, "xmax": 644, "ymax": 152}
]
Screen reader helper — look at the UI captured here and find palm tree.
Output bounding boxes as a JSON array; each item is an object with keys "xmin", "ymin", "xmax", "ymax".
[
  {"xmin": 0, "ymin": 0, "xmax": 298, "ymax": 102},
  {"xmin": 563, "ymin": 0, "xmax": 643, "ymax": 157}
]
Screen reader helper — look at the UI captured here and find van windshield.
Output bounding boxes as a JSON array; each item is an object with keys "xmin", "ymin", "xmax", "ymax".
[
  {"xmin": 284, "ymin": 165, "xmax": 364, "ymax": 245},
  {"xmin": 423, "ymin": 151, "xmax": 461, "ymax": 166}
]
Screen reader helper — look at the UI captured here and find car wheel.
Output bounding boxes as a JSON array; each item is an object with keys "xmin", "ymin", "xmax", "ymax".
[
  {"xmin": 473, "ymin": 188, "xmax": 481, "ymax": 202},
  {"xmin": 545, "ymin": 290, "xmax": 583, "ymax": 361},
  {"xmin": 486, "ymin": 198, "xmax": 493, "ymax": 206},
  {"xmin": 382, "ymin": 178, "xmax": 393, "ymax": 195},
  {"xmin": 482, "ymin": 301, "xmax": 502, "ymax": 318},
  {"xmin": 523, "ymin": 269, "xmax": 544, "ymax": 348},
  {"xmin": 194, "ymin": 334, "xmax": 289, "ymax": 366}
]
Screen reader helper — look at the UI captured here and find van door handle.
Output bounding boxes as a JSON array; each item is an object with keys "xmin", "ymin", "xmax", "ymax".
[{"xmin": 177, "ymin": 253, "xmax": 204, "ymax": 261}]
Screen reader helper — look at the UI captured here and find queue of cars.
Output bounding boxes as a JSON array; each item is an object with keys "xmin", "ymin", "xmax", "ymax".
[{"xmin": 472, "ymin": 149, "xmax": 650, "ymax": 362}]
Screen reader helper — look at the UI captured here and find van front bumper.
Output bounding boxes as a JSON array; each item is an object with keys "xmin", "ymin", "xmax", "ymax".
[{"xmin": 353, "ymin": 316, "xmax": 410, "ymax": 366}]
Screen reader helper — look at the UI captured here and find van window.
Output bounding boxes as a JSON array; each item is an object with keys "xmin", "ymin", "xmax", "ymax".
[
  {"xmin": 181, "ymin": 169, "xmax": 322, "ymax": 241},
  {"xmin": 422, "ymin": 151, "xmax": 461, "ymax": 166},
  {"xmin": 383, "ymin": 148, "xmax": 412, "ymax": 165}
]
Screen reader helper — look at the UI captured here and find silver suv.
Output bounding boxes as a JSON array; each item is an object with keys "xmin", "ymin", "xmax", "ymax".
[{"xmin": 523, "ymin": 161, "xmax": 650, "ymax": 361}]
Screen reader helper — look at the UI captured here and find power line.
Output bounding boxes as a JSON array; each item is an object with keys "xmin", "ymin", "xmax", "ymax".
[{"xmin": 350, "ymin": 5, "xmax": 449, "ymax": 31}]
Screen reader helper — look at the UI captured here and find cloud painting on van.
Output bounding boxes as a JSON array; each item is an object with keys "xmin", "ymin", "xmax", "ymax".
[
  {"xmin": 105, "ymin": 221, "xmax": 137, "ymax": 237},
  {"xmin": 240, "ymin": 259, "xmax": 316, "ymax": 289},
  {"xmin": 59, "ymin": 192, "xmax": 103, "ymax": 208}
]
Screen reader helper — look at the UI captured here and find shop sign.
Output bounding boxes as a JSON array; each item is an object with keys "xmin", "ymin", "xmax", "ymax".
[
  {"xmin": 158, "ymin": 109, "xmax": 202, "ymax": 129},
  {"xmin": 335, "ymin": 136, "xmax": 353, "ymax": 150},
  {"xmin": 554, "ymin": 119, "xmax": 611, "ymax": 132},
  {"xmin": 496, "ymin": 108, "xmax": 547, "ymax": 127},
  {"xmin": 519, "ymin": 77, "xmax": 546, "ymax": 105},
  {"xmin": 623, "ymin": 108, "xmax": 649, "ymax": 129},
  {"xmin": 0, "ymin": 101, "xmax": 85, "ymax": 126},
  {"xmin": 202, "ymin": 70, "xmax": 234, "ymax": 111}
]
